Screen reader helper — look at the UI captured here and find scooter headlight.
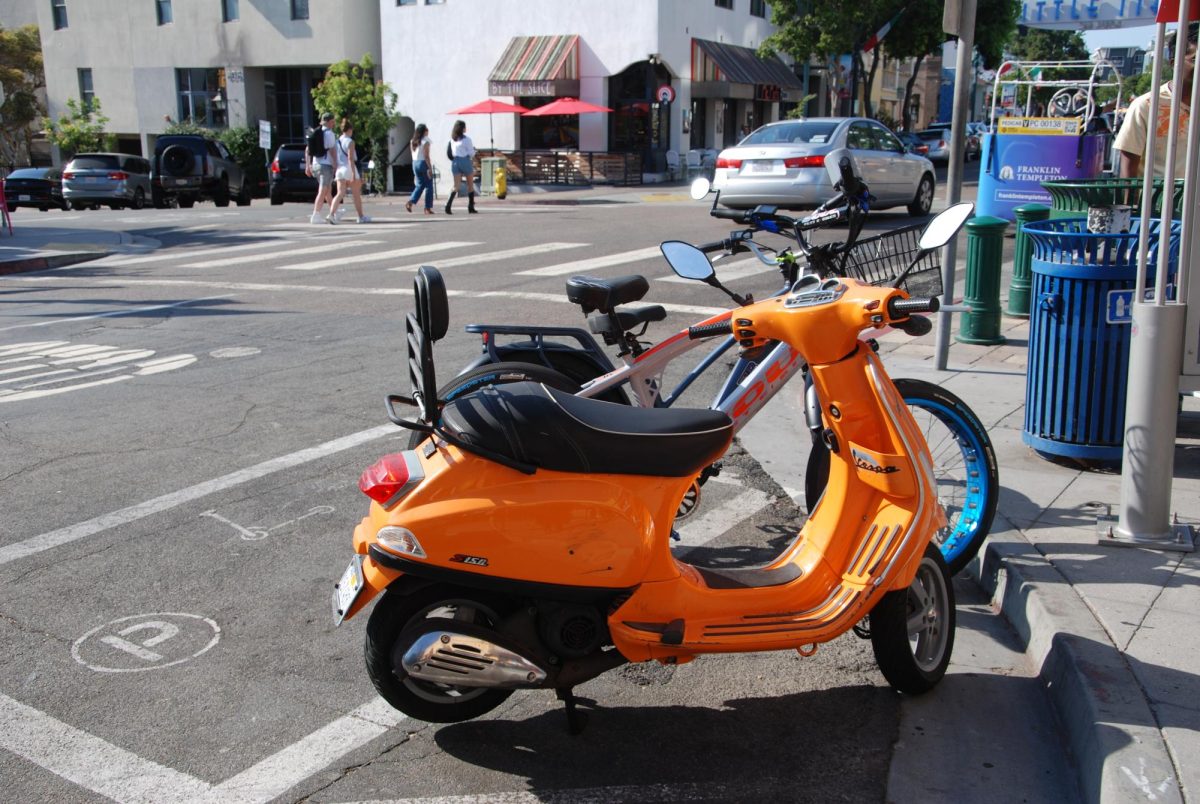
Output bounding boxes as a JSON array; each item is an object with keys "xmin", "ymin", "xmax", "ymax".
[{"xmin": 376, "ymin": 526, "xmax": 426, "ymax": 559}]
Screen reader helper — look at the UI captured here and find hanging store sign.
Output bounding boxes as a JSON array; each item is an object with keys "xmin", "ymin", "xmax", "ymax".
[{"xmin": 756, "ymin": 84, "xmax": 782, "ymax": 102}]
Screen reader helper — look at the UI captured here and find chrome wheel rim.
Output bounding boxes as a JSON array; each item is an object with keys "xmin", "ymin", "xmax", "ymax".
[{"xmin": 906, "ymin": 557, "xmax": 950, "ymax": 672}]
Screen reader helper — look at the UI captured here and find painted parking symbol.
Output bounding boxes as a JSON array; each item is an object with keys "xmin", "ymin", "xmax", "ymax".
[{"xmin": 71, "ymin": 613, "xmax": 221, "ymax": 673}]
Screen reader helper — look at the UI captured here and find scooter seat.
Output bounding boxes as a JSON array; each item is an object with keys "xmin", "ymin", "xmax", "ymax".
[
  {"xmin": 566, "ymin": 274, "xmax": 649, "ymax": 314},
  {"xmin": 439, "ymin": 381, "xmax": 733, "ymax": 477}
]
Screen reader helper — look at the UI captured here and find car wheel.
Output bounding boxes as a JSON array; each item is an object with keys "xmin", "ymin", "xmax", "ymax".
[
  {"xmin": 235, "ymin": 181, "xmax": 252, "ymax": 207},
  {"xmin": 908, "ymin": 174, "xmax": 934, "ymax": 217},
  {"xmin": 178, "ymin": 196, "xmax": 196, "ymax": 209},
  {"xmin": 62, "ymin": 199, "xmax": 72, "ymax": 211},
  {"xmin": 214, "ymin": 179, "xmax": 231, "ymax": 208},
  {"xmin": 270, "ymin": 192, "xmax": 284, "ymax": 206},
  {"xmin": 132, "ymin": 188, "xmax": 146, "ymax": 210}
]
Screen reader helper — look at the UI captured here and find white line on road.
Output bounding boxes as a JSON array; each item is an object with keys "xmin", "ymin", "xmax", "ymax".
[
  {"xmin": 389, "ymin": 242, "xmax": 589, "ymax": 272},
  {"xmin": 0, "ymin": 424, "xmax": 398, "ymax": 567},
  {"xmin": 658, "ymin": 257, "xmax": 776, "ymax": 284},
  {"xmin": 0, "ymin": 295, "xmax": 237, "ymax": 332},
  {"xmin": 515, "ymin": 245, "xmax": 661, "ymax": 277},
  {"xmin": 184, "ymin": 240, "xmax": 385, "ymax": 269},
  {"xmin": 276, "ymin": 242, "xmax": 481, "ymax": 271},
  {"xmin": 330, "ymin": 781, "xmax": 757, "ymax": 803}
]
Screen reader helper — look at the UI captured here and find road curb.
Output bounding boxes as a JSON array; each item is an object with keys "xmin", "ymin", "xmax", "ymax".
[
  {"xmin": 970, "ymin": 529, "xmax": 1181, "ymax": 803},
  {"xmin": 0, "ymin": 251, "xmax": 108, "ymax": 276}
]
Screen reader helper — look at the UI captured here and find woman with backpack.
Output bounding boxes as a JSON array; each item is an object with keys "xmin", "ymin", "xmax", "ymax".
[
  {"xmin": 406, "ymin": 124, "xmax": 434, "ymax": 215},
  {"xmin": 445, "ymin": 119, "xmax": 477, "ymax": 214}
]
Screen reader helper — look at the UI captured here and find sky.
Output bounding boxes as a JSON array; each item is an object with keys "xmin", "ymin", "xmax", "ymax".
[{"xmin": 1083, "ymin": 25, "xmax": 1160, "ymax": 52}]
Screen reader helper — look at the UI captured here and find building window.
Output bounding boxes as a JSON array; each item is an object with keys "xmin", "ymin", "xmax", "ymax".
[
  {"xmin": 425, "ymin": 0, "xmax": 445, "ymax": 4},
  {"xmin": 715, "ymin": 0, "xmax": 733, "ymax": 8},
  {"xmin": 156, "ymin": 0, "xmax": 173, "ymax": 25},
  {"xmin": 750, "ymin": 0, "xmax": 765, "ymax": 16},
  {"xmin": 78, "ymin": 68, "xmax": 94, "ymax": 109},
  {"xmin": 177, "ymin": 67, "xmax": 227, "ymax": 128},
  {"xmin": 222, "ymin": 0, "xmax": 239, "ymax": 22},
  {"xmin": 290, "ymin": 0, "xmax": 308, "ymax": 19},
  {"xmin": 51, "ymin": 0, "xmax": 68, "ymax": 29},
  {"xmin": 397, "ymin": 0, "xmax": 417, "ymax": 4}
]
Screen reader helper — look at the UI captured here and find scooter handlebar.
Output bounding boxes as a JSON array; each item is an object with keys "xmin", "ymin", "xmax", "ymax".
[
  {"xmin": 887, "ymin": 296, "xmax": 940, "ymax": 319},
  {"xmin": 688, "ymin": 320, "xmax": 734, "ymax": 339}
]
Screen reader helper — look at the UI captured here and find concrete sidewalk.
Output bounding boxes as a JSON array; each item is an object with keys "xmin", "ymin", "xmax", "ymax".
[
  {"xmin": 741, "ymin": 312, "xmax": 1200, "ymax": 802},
  {"xmin": 0, "ymin": 222, "xmax": 156, "ymax": 274}
]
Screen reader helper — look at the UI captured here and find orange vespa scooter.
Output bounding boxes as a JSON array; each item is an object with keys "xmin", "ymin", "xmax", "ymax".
[{"xmin": 332, "ymin": 209, "xmax": 965, "ymax": 730}]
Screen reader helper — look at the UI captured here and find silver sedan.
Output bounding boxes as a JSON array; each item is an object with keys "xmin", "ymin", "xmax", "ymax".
[{"xmin": 711, "ymin": 117, "xmax": 936, "ymax": 216}]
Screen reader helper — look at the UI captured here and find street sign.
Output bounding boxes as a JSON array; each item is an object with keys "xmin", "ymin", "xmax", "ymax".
[{"xmin": 258, "ymin": 120, "xmax": 271, "ymax": 150}]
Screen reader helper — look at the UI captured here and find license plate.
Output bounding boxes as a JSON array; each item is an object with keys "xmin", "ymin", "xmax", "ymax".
[
  {"xmin": 18, "ymin": 195, "xmax": 30, "ymax": 201},
  {"xmin": 175, "ymin": 178, "xmax": 189, "ymax": 185},
  {"xmin": 751, "ymin": 160, "xmax": 780, "ymax": 174},
  {"xmin": 331, "ymin": 554, "xmax": 365, "ymax": 626}
]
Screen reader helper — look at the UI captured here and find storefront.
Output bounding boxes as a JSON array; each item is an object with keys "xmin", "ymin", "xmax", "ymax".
[
  {"xmin": 689, "ymin": 39, "xmax": 804, "ymax": 149},
  {"xmin": 488, "ymin": 35, "xmax": 581, "ymax": 149}
]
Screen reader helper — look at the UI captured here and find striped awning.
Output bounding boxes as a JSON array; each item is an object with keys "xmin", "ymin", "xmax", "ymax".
[
  {"xmin": 489, "ymin": 35, "xmax": 579, "ymax": 84},
  {"xmin": 693, "ymin": 39, "xmax": 803, "ymax": 89}
]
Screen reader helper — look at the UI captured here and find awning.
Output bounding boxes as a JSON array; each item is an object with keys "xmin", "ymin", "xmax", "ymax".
[
  {"xmin": 692, "ymin": 39, "xmax": 804, "ymax": 89},
  {"xmin": 489, "ymin": 35, "xmax": 580, "ymax": 98}
]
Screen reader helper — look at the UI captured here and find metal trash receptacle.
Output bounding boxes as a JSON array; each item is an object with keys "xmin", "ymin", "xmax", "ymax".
[
  {"xmin": 480, "ymin": 156, "xmax": 505, "ymax": 196},
  {"xmin": 1022, "ymin": 217, "xmax": 1180, "ymax": 463},
  {"xmin": 1041, "ymin": 178, "xmax": 1185, "ymax": 220}
]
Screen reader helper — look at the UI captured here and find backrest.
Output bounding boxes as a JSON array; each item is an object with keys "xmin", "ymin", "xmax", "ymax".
[
  {"xmin": 665, "ymin": 150, "xmax": 680, "ymax": 167},
  {"xmin": 686, "ymin": 150, "xmax": 702, "ymax": 166}
]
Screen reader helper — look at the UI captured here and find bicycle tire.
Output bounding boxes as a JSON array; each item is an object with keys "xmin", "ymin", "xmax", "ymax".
[
  {"xmin": 405, "ymin": 361, "xmax": 583, "ymax": 450},
  {"xmin": 805, "ymin": 378, "xmax": 998, "ymax": 576}
]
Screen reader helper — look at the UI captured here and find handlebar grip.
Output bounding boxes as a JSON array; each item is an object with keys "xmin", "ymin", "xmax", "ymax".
[
  {"xmin": 710, "ymin": 208, "xmax": 747, "ymax": 222},
  {"xmin": 888, "ymin": 296, "xmax": 941, "ymax": 318},
  {"xmin": 696, "ymin": 239, "xmax": 729, "ymax": 255},
  {"xmin": 688, "ymin": 320, "xmax": 734, "ymax": 339}
]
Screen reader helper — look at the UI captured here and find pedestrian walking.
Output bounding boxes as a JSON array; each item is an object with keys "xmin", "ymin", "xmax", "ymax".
[
  {"xmin": 1115, "ymin": 26, "xmax": 1196, "ymax": 179},
  {"xmin": 328, "ymin": 118, "xmax": 371, "ymax": 223},
  {"xmin": 445, "ymin": 119, "xmax": 477, "ymax": 215},
  {"xmin": 406, "ymin": 124, "xmax": 435, "ymax": 215},
  {"xmin": 306, "ymin": 112, "xmax": 339, "ymax": 224}
]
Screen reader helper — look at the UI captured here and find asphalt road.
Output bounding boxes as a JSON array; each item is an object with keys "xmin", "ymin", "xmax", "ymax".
[{"xmin": 0, "ymin": 185, "xmax": 1073, "ymax": 804}]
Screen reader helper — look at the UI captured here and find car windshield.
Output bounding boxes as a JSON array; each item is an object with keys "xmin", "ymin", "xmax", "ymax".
[
  {"xmin": 69, "ymin": 155, "xmax": 120, "ymax": 170},
  {"xmin": 741, "ymin": 121, "xmax": 839, "ymax": 146},
  {"xmin": 6, "ymin": 168, "xmax": 49, "ymax": 179},
  {"xmin": 917, "ymin": 130, "xmax": 945, "ymax": 140}
]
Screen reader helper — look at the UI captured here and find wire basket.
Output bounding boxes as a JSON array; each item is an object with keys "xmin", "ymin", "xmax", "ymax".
[{"xmin": 842, "ymin": 223, "xmax": 943, "ymax": 298}]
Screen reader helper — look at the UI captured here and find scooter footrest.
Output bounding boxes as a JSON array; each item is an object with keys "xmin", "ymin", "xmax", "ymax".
[{"xmin": 661, "ymin": 618, "xmax": 685, "ymax": 645}]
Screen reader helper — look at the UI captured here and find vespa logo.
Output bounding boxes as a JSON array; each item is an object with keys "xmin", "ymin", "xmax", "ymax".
[{"xmin": 852, "ymin": 448, "xmax": 899, "ymax": 475}]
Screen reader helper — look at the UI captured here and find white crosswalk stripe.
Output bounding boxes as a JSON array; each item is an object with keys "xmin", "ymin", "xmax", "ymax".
[
  {"xmin": 515, "ymin": 245, "xmax": 661, "ymax": 277},
  {"xmin": 184, "ymin": 240, "xmax": 385, "ymax": 269},
  {"xmin": 658, "ymin": 256, "xmax": 779, "ymax": 284},
  {"xmin": 389, "ymin": 242, "xmax": 589, "ymax": 272},
  {"xmin": 92, "ymin": 232, "xmax": 353, "ymax": 267},
  {"xmin": 275, "ymin": 241, "xmax": 481, "ymax": 271}
]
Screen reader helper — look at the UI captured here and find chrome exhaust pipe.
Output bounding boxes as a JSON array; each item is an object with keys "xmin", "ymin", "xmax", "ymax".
[{"xmin": 400, "ymin": 629, "xmax": 548, "ymax": 689}]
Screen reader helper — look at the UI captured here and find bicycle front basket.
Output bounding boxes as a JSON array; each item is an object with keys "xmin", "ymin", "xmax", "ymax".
[{"xmin": 842, "ymin": 223, "xmax": 943, "ymax": 298}]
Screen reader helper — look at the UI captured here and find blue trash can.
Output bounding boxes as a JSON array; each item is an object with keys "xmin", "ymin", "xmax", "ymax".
[{"xmin": 1022, "ymin": 217, "xmax": 1180, "ymax": 463}]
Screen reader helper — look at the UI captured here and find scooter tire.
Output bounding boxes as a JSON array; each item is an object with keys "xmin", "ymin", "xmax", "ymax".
[
  {"xmin": 405, "ymin": 361, "xmax": 584, "ymax": 450},
  {"xmin": 365, "ymin": 584, "xmax": 515, "ymax": 723},
  {"xmin": 869, "ymin": 542, "xmax": 955, "ymax": 695}
]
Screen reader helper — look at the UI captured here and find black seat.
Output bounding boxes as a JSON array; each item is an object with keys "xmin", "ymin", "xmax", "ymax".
[
  {"xmin": 566, "ymin": 275, "xmax": 649, "ymax": 314},
  {"xmin": 440, "ymin": 382, "xmax": 733, "ymax": 477}
]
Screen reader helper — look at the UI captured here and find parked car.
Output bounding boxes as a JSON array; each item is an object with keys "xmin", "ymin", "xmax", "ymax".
[
  {"xmin": 920, "ymin": 122, "xmax": 981, "ymax": 161},
  {"xmin": 2, "ymin": 167, "xmax": 68, "ymax": 211},
  {"xmin": 711, "ymin": 117, "xmax": 936, "ymax": 216},
  {"xmin": 152, "ymin": 134, "xmax": 250, "ymax": 208},
  {"xmin": 915, "ymin": 129, "xmax": 951, "ymax": 162},
  {"xmin": 62, "ymin": 153, "xmax": 152, "ymax": 210},
  {"xmin": 268, "ymin": 143, "xmax": 317, "ymax": 204},
  {"xmin": 895, "ymin": 131, "xmax": 930, "ymax": 157}
]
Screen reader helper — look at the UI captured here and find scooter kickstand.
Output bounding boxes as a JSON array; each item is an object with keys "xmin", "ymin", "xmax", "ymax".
[{"xmin": 556, "ymin": 687, "xmax": 588, "ymax": 735}]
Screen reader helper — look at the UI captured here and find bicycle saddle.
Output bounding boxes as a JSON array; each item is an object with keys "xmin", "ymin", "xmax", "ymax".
[
  {"xmin": 566, "ymin": 274, "xmax": 649, "ymax": 314},
  {"xmin": 439, "ymin": 381, "xmax": 733, "ymax": 477}
]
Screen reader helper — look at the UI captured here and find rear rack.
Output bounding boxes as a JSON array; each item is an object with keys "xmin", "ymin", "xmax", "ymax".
[{"xmin": 842, "ymin": 223, "xmax": 943, "ymax": 298}]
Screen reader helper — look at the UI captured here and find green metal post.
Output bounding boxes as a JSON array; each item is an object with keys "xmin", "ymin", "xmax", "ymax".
[
  {"xmin": 957, "ymin": 216, "xmax": 1009, "ymax": 345},
  {"xmin": 1007, "ymin": 204, "xmax": 1049, "ymax": 317}
]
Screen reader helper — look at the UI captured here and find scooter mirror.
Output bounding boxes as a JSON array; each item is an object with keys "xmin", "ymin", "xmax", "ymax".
[
  {"xmin": 689, "ymin": 177, "xmax": 712, "ymax": 200},
  {"xmin": 823, "ymin": 148, "xmax": 859, "ymax": 190},
  {"xmin": 918, "ymin": 202, "xmax": 975, "ymax": 251},
  {"xmin": 661, "ymin": 240, "xmax": 715, "ymax": 281}
]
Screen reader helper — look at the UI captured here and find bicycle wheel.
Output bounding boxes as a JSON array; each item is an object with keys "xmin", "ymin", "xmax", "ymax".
[{"xmin": 805, "ymin": 378, "xmax": 997, "ymax": 576}]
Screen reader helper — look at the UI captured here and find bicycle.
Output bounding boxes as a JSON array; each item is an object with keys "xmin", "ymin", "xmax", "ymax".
[{"xmin": 416, "ymin": 153, "xmax": 997, "ymax": 575}]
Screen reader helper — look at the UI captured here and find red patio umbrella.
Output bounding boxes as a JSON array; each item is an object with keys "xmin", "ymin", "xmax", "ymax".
[
  {"xmin": 447, "ymin": 99, "xmax": 530, "ymax": 151},
  {"xmin": 522, "ymin": 98, "xmax": 613, "ymax": 116}
]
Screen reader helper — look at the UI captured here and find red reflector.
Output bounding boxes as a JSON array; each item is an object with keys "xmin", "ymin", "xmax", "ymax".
[
  {"xmin": 62, "ymin": 171, "xmax": 75, "ymax": 179},
  {"xmin": 108, "ymin": 171, "xmax": 128, "ymax": 180},
  {"xmin": 359, "ymin": 454, "xmax": 412, "ymax": 504},
  {"xmin": 716, "ymin": 156, "xmax": 742, "ymax": 169},
  {"xmin": 271, "ymin": 160, "xmax": 280, "ymax": 174},
  {"xmin": 783, "ymin": 155, "xmax": 825, "ymax": 169}
]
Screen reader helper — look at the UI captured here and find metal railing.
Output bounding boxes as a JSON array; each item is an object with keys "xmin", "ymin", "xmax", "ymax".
[{"xmin": 476, "ymin": 150, "xmax": 642, "ymax": 186}]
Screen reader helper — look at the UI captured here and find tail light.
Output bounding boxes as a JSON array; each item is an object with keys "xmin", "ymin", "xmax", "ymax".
[
  {"xmin": 939, "ymin": 140, "xmax": 947, "ymax": 149},
  {"xmin": 716, "ymin": 156, "xmax": 742, "ymax": 169},
  {"xmin": 359, "ymin": 452, "xmax": 424, "ymax": 508},
  {"xmin": 62, "ymin": 171, "xmax": 75, "ymax": 179},
  {"xmin": 108, "ymin": 171, "xmax": 128, "ymax": 180},
  {"xmin": 783, "ymin": 155, "xmax": 825, "ymax": 169},
  {"xmin": 271, "ymin": 159, "xmax": 281, "ymax": 174}
]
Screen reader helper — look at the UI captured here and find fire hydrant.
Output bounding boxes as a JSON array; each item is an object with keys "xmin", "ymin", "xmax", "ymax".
[{"xmin": 495, "ymin": 163, "xmax": 507, "ymax": 200}]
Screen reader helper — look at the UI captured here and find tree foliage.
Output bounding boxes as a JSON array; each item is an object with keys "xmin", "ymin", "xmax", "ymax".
[
  {"xmin": 44, "ymin": 98, "xmax": 112, "ymax": 158},
  {"xmin": 1007, "ymin": 27, "xmax": 1090, "ymax": 62},
  {"xmin": 310, "ymin": 55, "xmax": 401, "ymax": 190},
  {"xmin": 0, "ymin": 25, "xmax": 46, "ymax": 167}
]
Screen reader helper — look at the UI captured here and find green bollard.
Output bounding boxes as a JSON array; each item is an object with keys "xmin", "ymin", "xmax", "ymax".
[
  {"xmin": 1007, "ymin": 204, "xmax": 1050, "ymax": 318},
  {"xmin": 957, "ymin": 216, "xmax": 1009, "ymax": 345}
]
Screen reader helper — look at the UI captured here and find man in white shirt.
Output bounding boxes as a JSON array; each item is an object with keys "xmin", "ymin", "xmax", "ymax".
[
  {"xmin": 1116, "ymin": 27, "xmax": 1197, "ymax": 179},
  {"xmin": 305, "ymin": 112, "xmax": 339, "ymax": 223}
]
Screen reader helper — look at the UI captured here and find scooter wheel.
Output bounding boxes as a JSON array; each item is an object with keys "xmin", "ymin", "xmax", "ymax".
[
  {"xmin": 365, "ymin": 584, "xmax": 515, "ymax": 723},
  {"xmin": 869, "ymin": 542, "xmax": 955, "ymax": 695}
]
